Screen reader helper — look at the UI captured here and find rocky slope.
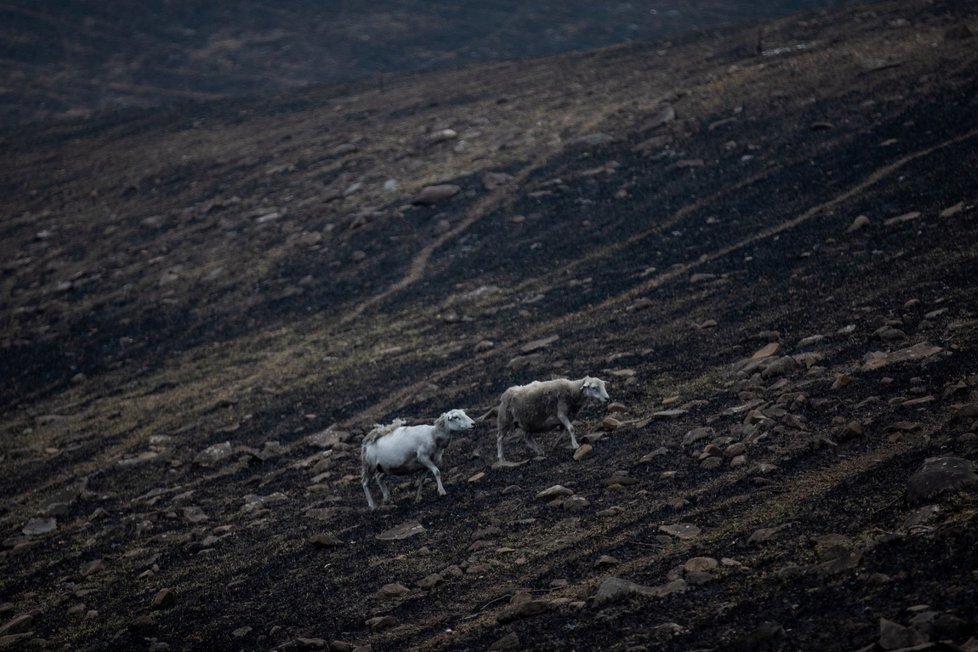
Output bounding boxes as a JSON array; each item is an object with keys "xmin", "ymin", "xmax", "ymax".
[{"xmin": 1, "ymin": 0, "xmax": 978, "ymax": 650}]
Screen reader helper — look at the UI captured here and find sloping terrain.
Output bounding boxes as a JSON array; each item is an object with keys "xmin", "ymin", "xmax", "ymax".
[
  {"xmin": 2, "ymin": 0, "xmax": 978, "ymax": 650},
  {"xmin": 1, "ymin": 0, "xmax": 860, "ymax": 127}
]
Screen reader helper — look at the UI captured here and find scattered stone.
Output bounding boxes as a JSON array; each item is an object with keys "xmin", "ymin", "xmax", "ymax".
[
  {"xmin": 488, "ymin": 631, "xmax": 521, "ymax": 651},
  {"xmin": 573, "ymin": 444, "xmax": 593, "ymax": 461},
  {"xmin": 879, "ymin": 617, "xmax": 926, "ymax": 650},
  {"xmin": 862, "ymin": 342, "xmax": 943, "ymax": 371},
  {"xmin": 22, "ymin": 518, "xmax": 57, "ymax": 536},
  {"xmin": 940, "ymin": 202, "xmax": 965, "ymax": 218},
  {"xmin": 80, "ymin": 559, "xmax": 105, "ymax": 577},
  {"xmin": 309, "ymin": 533, "xmax": 342, "ymax": 547},
  {"xmin": 595, "ymin": 555, "xmax": 620, "ymax": 568},
  {"xmin": 639, "ymin": 447, "xmax": 670, "ymax": 462},
  {"xmin": 0, "ymin": 614, "xmax": 32, "ymax": 636},
  {"xmin": 700, "ymin": 457, "xmax": 722, "ymax": 470},
  {"xmin": 684, "ymin": 557, "xmax": 718, "ymax": 573},
  {"xmin": 482, "ymin": 172, "xmax": 513, "ymax": 190},
  {"xmin": 377, "ymin": 522, "xmax": 426, "ymax": 541},
  {"xmin": 416, "ymin": 573, "xmax": 442, "ymax": 589},
  {"xmin": 652, "ymin": 409, "xmax": 687, "ymax": 419},
  {"xmin": 412, "ymin": 184, "xmax": 460, "ymax": 206},
  {"xmin": 846, "ymin": 214, "xmax": 871, "ymax": 233},
  {"xmin": 377, "ymin": 583, "xmax": 411, "ymax": 599},
  {"xmin": 474, "ymin": 340, "xmax": 495, "ymax": 353},
  {"xmin": 591, "ymin": 576, "xmax": 686, "ymax": 607},
  {"xmin": 601, "ymin": 416, "xmax": 621, "ymax": 431},
  {"xmin": 752, "ymin": 342, "xmax": 780, "ymax": 359},
  {"xmin": 365, "ymin": 615, "xmax": 398, "ymax": 631},
  {"xmin": 563, "ymin": 496, "xmax": 590, "ymax": 512},
  {"xmin": 536, "ymin": 485, "xmax": 574, "ymax": 500},
  {"xmin": 151, "ymin": 588, "xmax": 175, "ymax": 610},
  {"xmin": 682, "ymin": 427, "xmax": 714, "ymax": 446},
  {"xmin": 520, "ymin": 335, "xmax": 559, "ymax": 354},
  {"xmin": 194, "ymin": 442, "xmax": 233, "ymax": 467},
  {"xmin": 468, "ymin": 471, "xmax": 486, "ymax": 483},
  {"xmin": 907, "ymin": 457, "xmax": 977, "ymax": 502},
  {"xmin": 724, "ymin": 442, "xmax": 746, "ymax": 458},
  {"xmin": 497, "ymin": 592, "xmax": 551, "ymax": 623},
  {"xmin": 884, "ymin": 211, "xmax": 922, "ymax": 226},
  {"xmin": 749, "ymin": 523, "xmax": 793, "ymax": 543},
  {"xmin": 761, "ymin": 356, "xmax": 798, "ymax": 379},
  {"xmin": 658, "ymin": 523, "xmax": 701, "ymax": 540},
  {"xmin": 232, "ymin": 626, "xmax": 252, "ymax": 638}
]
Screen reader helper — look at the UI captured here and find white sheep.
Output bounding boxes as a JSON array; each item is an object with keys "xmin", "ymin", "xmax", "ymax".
[
  {"xmin": 491, "ymin": 376, "xmax": 609, "ymax": 463},
  {"xmin": 360, "ymin": 409, "xmax": 475, "ymax": 510}
]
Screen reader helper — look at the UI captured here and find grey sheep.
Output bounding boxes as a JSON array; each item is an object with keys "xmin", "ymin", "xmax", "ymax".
[{"xmin": 490, "ymin": 376, "xmax": 609, "ymax": 463}]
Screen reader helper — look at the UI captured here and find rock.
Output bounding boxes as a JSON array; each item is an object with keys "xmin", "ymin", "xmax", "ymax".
[
  {"xmin": 536, "ymin": 485, "xmax": 574, "ymax": 500},
  {"xmin": 601, "ymin": 416, "xmax": 621, "ymax": 431},
  {"xmin": 700, "ymin": 457, "xmax": 722, "ymax": 470},
  {"xmin": 573, "ymin": 444, "xmax": 593, "ymax": 461},
  {"xmin": 377, "ymin": 583, "xmax": 411, "ymax": 598},
  {"xmin": 232, "ymin": 626, "xmax": 252, "ymax": 638},
  {"xmin": 761, "ymin": 356, "xmax": 798, "ymax": 379},
  {"xmin": 520, "ymin": 335, "xmax": 559, "ymax": 354},
  {"xmin": 874, "ymin": 325, "xmax": 907, "ymax": 341},
  {"xmin": 21, "ymin": 517, "xmax": 57, "ymax": 536},
  {"xmin": 0, "ymin": 614, "xmax": 32, "ymax": 636},
  {"xmin": 658, "ymin": 523, "xmax": 701, "ymax": 540},
  {"xmin": 724, "ymin": 442, "xmax": 746, "ymax": 458},
  {"xmin": 879, "ymin": 617, "xmax": 926, "ymax": 650},
  {"xmin": 847, "ymin": 215, "xmax": 872, "ymax": 232},
  {"xmin": 884, "ymin": 211, "xmax": 922, "ymax": 226},
  {"xmin": 498, "ymin": 593, "xmax": 550, "ymax": 623},
  {"xmin": 684, "ymin": 557, "xmax": 719, "ymax": 573},
  {"xmin": 151, "ymin": 588, "xmax": 175, "ymax": 610},
  {"xmin": 427, "ymin": 128, "xmax": 457, "ymax": 143},
  {"xmin": 309, "ymin": 533, "xmax": 342, "ymax": 547},
  {"xmin": 682, "ymin": 427, "xmax": 714, "ymax": 446},
  {"xmin": 0, "ymin": 633, "xmax": 33, "ymax": 649},
  {"xmin": 639, "ymin": 447, "xmax": 670, "ymax": 462},
  {"xmin": 474, "ymin": 340, "xmax": 495, "ymax": 353},
  {"xmin": 652, "ymin": 409, "xmax": 687, "ymax": 419},
  {"xmin": 377, "ymin": 522, "xmax": 426, "ymax": 541},
  {"xmin": 80, "ymin": 559, "xmax": 105, "ymax": 576},
  {"xmin": 468, "ymin": 471, "xmax": 486, "ymax": 483},
  {"xmin": 749, "ymin": 523, "xmax": 792, "ymax": 543},
  {"xmin": 730, "ymin": 455, "xmax": 747, "ymax": 467},
  {"xmin": 416, "ymin": 573, "xmax": 442, "ymax": 589},
  {"xmin": 412, "ymin": 184, "xmax": 460, "ymax": 206},
  {"xmin": 194, "ymin": 441, "xmax": 233, "ymax": 467},
  {"xmin": 940, "ymin": 202, "xmax": 965, "ymax": 218},
  {"xmin": 907, "ymin": 457, "xmax": 977, "ymax": 501},
  {"xmin": 752, "ymin": 342, "xmax": 780, "ymax": 359},
  {"xmin": 365, "ymin": 615, "xmax": 398, "ymax": 631},
  {"xmin": 862, "ymin": 342, "xmax": 943, "ymax": 371},
  {"xmin": 591, "ymin": 577, "xmax": 686, "ymax": 607},
  {"xmin": 488, "ymin": 631, "xmax": 521, "ymax": 651},
  {"xmin": 182, "ymin": 506, "xmax": 208, "ymax": 524},
  {"xmin": 563, "ymin": 496, "xmax": 590, "ymax": 512},
  {"xmin": 595, "ymin": 555, "xmax": 619, "ymax": 568}
]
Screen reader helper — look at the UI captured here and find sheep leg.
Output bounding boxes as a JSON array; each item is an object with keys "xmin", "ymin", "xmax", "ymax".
[
  {"xmin": 417, "ymin": 453, "xmax": 446, "ymax": 496},
  {"xmin": 375, "ymin": 473, "xmax": 391, "ymax": 504},
  {"xmin": 558, "ymin": 413, "xmax": 580, "ymax": 449},
  {"xmin": 362, "ymin": 469, "xmax": 378, "ymax": 510},
  {"xmin": 414, "ymin": 475, "xmax": 426, "ymax": 503},
  {"xmin": 521, "ymin": 429, "xmax": 546, "ymax": 458},
  {"xmin": 497, "ymin": 424, "xmax": 513, "ymax": 463}
]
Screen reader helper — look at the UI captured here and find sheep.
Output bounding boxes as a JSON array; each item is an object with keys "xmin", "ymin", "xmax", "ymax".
[
  {"xmin": 360, "ymin": 409, "xmax": 475, "ymax": 510},
  {"xmin": 491, "ymin": 376, "xmax": 609, "ymax": 463}
]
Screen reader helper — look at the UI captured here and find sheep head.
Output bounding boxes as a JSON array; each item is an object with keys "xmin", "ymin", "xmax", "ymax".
[
  {"xmin": 440, "ymin": 409, "xmax": 475, "ymax": 432},
  {"xmin": 581, "ymin": 376, "xmax": 609, "ymax": 403}
]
